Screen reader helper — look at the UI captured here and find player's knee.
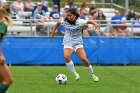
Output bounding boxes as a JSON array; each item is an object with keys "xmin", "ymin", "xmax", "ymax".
[
  {"xmin": 10, "ymin": 77, "xmax": 14, "ymax": 85},
  {"xmin": 4, "ymin": 77, "xmax": 14, "ymax": 85},
  {"xmin": 7, "ymin": 78, "xmax": 13, "ymax": 85},
  {"xmin": 0, "ymin": 60, "xmax": 6, "ymax": 65},
  {"xmin": 64, "ymin": 55, "xmax": 71, "ymax": 61}
]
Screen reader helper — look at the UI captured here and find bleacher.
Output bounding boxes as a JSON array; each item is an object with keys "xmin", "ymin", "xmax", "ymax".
[
  {"xmin": 8, "ymin": 26, "xmax": 36, "ymax": 36},
  {"xmin": 7, "ymin": 1, "xmax": 140, "ymax": 37}
]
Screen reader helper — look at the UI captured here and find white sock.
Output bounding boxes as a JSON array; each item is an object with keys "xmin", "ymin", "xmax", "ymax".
[
  {"xmin": 85, "ymin": 65, "xmax": 94, "ymax": 76},
  {"xmin": 66, "ymin": 60, "xmax": 76, "ymax": 74}
]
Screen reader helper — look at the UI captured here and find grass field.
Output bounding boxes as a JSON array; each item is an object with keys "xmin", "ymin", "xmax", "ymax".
[{"xmin": 8, "ymin": 66, "xmax": 140, "ymax": 93}]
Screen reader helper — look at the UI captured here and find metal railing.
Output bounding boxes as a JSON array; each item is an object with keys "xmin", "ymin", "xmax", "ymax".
[{"xmin": 7, "ymin": 19, "xmax": 140, "ymax": 37}]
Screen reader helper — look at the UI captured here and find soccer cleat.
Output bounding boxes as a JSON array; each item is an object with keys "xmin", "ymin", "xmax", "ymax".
[
  {"xmin": 74, "ymin": 72, "xmax": 80, "ymax": 81},
  {"xmin": 92, "ymin": 74, "xmax": 99, "ymax": 82}
]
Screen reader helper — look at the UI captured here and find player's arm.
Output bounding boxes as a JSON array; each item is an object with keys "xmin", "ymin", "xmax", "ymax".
[
  {"xmin": 0, "ymin": 33, "xmax": 5, "ymax": 64},
  {"xmin": 50, "ymin": 20, "xmax": 61, "ymax": 39},
  {"xmin": 0, "ymin": 49, "xmax": 6, "ymax": 64},
  {"xmin": 87, "ymin": 20, "xmax": 100, "ymax": 30}
]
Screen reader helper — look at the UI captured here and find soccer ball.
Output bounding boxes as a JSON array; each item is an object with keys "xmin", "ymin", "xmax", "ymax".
[{"xmin": 55, "ymin": 74, "xmax": 67, "ymax": 84}]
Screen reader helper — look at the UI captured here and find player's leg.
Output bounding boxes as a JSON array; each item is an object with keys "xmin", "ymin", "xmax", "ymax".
[
  {"xmin": 76, "ymin": 47, "xmax": 99, "ymax": 82},
  {"xmin": 0, "ymin": 62, "xmax": 13, "ymax": 92},
  {"xmin": 64, "ymin": 47, "xmax": 79, "ymax": 80},
  {"xmin": 0, "ymin": 77, "xmax": 2, "ymax": 83}
]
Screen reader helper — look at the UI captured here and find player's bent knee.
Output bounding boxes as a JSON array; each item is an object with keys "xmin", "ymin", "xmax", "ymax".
[
  {"xmin": 64, "ymin": 55, "xmax": 71, "ymax": 61},
  {"xmin": 0, "ymin": 60, "xmax": 6, "ymax": 65},
  {"xmin": 4, "ymin": 77, "xmax": 13, "ymax": 85},
  {"xmin": 10, "ymin": 77, "xmax": 14, "ymax": 85}
]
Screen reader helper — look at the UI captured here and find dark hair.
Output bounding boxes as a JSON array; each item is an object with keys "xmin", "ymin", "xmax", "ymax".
[{"xmin": 65, "ymin": 8, "xmax": 79, "ymax": 25}]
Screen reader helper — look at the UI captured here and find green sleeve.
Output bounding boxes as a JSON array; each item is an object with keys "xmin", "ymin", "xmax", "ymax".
[{"xmin": 0, "ymin": 22, "xmax": 7, "ymax": 35}]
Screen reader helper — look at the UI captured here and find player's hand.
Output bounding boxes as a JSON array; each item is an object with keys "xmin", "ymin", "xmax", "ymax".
[
  {"xmin": 94, "ymin": 23, "xmax": 100, "ymax": 30},
  {"xmin": 0, "ymin": 55, "xmax": 6, "ymax": 64}
]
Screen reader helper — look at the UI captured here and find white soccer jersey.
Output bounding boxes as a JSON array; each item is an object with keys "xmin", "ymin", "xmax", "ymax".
[{"xmin": 61, "ymin": 18, "xmax": 88, "ymax": 46}]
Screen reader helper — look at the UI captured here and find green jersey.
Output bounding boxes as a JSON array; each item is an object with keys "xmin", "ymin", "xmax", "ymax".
[
  {"xmin": 0, "ymin": 22, "xmax": 7, "ymax": 46},
  {"xmin": 0, "ymin": 22, "xmax": 7, "ymax": 36}
]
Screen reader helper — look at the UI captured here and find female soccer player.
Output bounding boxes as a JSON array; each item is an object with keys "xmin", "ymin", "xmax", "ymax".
[
  {"xmin": 0, "ymin": 6, "xmax": 13, "ymax": 92},
  {"xmin": 50, "ymin": 8, "xmax": 99, "ymax": 81}
]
